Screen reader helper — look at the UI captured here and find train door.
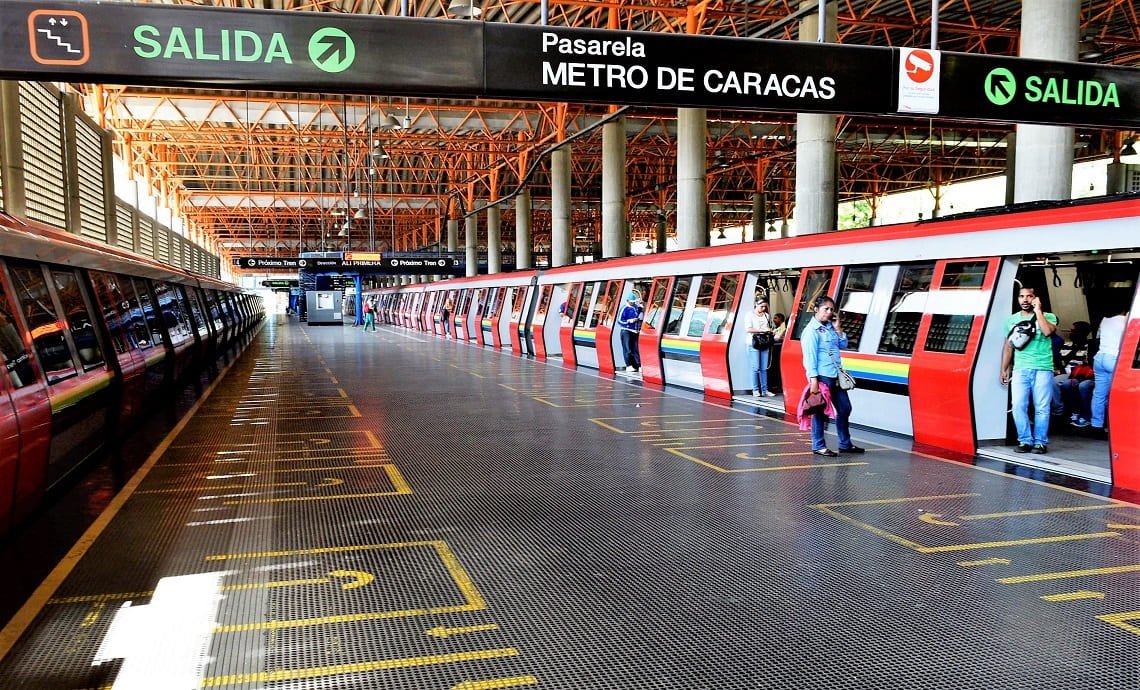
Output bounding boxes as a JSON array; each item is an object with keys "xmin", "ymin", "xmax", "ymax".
[
  {"xmin": 507, "ymin": 286, "xmax": 524, "ymax": 354},
  {"xmin": 418, "ymin": 292, "xmax": 431, "ymax": 332},
  {"xmin": 570, "ymin": 281, "xmax": 606, "ymax": 369},
  {"xmin": 495, "ymin": 287, "xmax": 514, "ymax": 351},
  {"xmin": 909, "ymin": 259, "xmax": 1000, "ymax": 455},
  {"xmin": 154, "ymin": 281, "xmax": 196, "ymax": 383},
  {"xmin": 559, "ymin": 283, "xmax": 585, "ymax": 367},
  {"xmin": 593, "ymin": 280, "xmax": 623, "ymax": 374},
  {"xmin": 732, "ymin": 272, "xmax": 799, "ymax": 406},
  {"xmin": 530, "ymin": 285, "xmax": 557, "ymax": 360},
  {"xmin": 88, "ymin": 271, "xmax": 147, "ymax": 426},
  {"xmin": 0, "ymin": 265, "xmax": 51, "ymax": 530},
  {"xmin": 658, "ymin": 275, "xmax": 707, "ymax": 391},
  {"xmin": 1108, "ymin": 292, "xmax": 1140, "ymax": 494},
  {"xmin": 639, "ymin": 277, "xmax": 673, "ymax": 386},
  {"xmin": 699, "ymin": 273, "xmax": 744, "ymax": 399},
  {"xmin": 483, "ymin": 287, "xmax": 501, "ymax": 348},
  {"xmin": 459, "ymin": 289, "xmax": 479, "ymax": 341},
  {"xmin": 781, "ymin": 268, "xmax": 841, "ymax": 412}
]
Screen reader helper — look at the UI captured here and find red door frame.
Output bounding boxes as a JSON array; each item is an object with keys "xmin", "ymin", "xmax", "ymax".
[
  {"xmin": 909, "ymin": 258, "xmax": 1001, "ymax": 456},
  {"xmin": 700, "ymin": 273, "xmax": 745, "ymax": 400},
  {"xmin": 779, "ymin": 267, "xmax": 842, "ymax": 414},
  {"xmin": 508, "ymin": 286, "xmax": 525, "ymax": 354},
  {"xmin": 639, "ymin": 277, "xmax": 674, "ymax": 386},
  {"xmin": 532, "ymin": 285, "xmax": 553, "ymax": 360},
  {"xmin": 1108, "ymin": 310, "xmax": 1140, "ymax": 495},
  {"xmin": 488, "ymin": 287, "xmax": 504, "ymax": 349},
  {"xmin": 595, "ymin": 280, "xmax": 624, "ymax": 375},
  {"xmin": 559, "ymin": 282, "xmax": 584, "ymax": 368},
  {"xmin": 474, "ymin": 288, "xmax": 488, "ymax": 347}
]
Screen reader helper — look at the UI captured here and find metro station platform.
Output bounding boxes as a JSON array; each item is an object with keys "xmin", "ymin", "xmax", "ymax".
[{"xmin": 1, "ymin": 316, "xmax": 1138, "ymax": 689}]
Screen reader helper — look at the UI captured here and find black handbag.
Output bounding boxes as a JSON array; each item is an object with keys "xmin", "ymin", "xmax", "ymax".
[{"xmin": 751, "ymin": 332, "xmax": 773, "ymax": 350}]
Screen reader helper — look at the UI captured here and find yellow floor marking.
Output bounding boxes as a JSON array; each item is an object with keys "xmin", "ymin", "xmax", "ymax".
[
  {"xmin": 337, "ymin": 387, "xmax": 349, "ymax": 398},
  {"xmin": 814, "ymin": 493, "xmax": 979, "ymax": 508},
  {"xmin": 201, "ymin": 648, "xmax": 520, "ymax": 686},
  {"xmin": 427, "ymin": 623, "xmax": 500, "ymax": 638},
  {"xmin": 221, "ymin": 463, "xmax": 409, "ymax": 504},
  {"xmin": 998, "ymin": 563, "xmax": 1140, "ymax": 584},
  {"xmin": 919, "ymin": 532, "xmax": 1119, "ymax": 553},
  {"xmin": 812, "ymin": 505, "xmax": 929, "ymax": 551},
  {"xmin": 627, "ymin": 424, "xmax": 766, "ymax": 436},
  {"xmin": 960, "ymin": 505, "xmax": 1118, "ymax": 520},
  {"xmin": 665, "ymin": 448, "xmax": 867, "ymax": 473},
  {"xmin": 347, "ymin": 404, "xmax": 362, "ymax": 417},
  {"xmin": 1098, "ymin": 611, "xmax": 1140, "ymax": 637},
  {"xmin": 919, "ymin": 514, "xmax": 960, "ymax": 526},
  {"xmin": 136, "ymin": 480, "xmax": 308, "ymax": 494},
  {"xmin": 1107, "ymin": 522, "xmax": 1140, "ymax": 530},
  {"xmin": 452, "ymin": 676, "xmax": 538, "ymax": 690},
  {"xmin": 364, "ymin": 429, "xmax": 384, "ymax": 447},
  {"xmin": 79, "ymin": 601, "xmax": 104, "ymax": 627},
  {"xmin": 1041, "ymin": 590, "xmax": 1105, "ymax": 602},
  {"xmin": 50, "ymin": 570, "xmax": 376, "ymax": 605},
  {"xmin": 0, "ymin": 355, "xmax": 237, "ymax": 662},
  {"xmin": 957, "ymin": 558, "xmax": 1011, "ymax": 567},
  {"xmin": 537, "ymin": 398, "xmax": 652, "ymax": 409}
]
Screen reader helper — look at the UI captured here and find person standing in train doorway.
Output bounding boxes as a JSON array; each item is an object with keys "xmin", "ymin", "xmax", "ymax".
[
  {"xmin": 1090, "ymin": 303, "xmax": 1129, "ymax": 437},
  {"xmin": 1001, "ymin": 286, "xmax": 1058, "ymax": 454},
  {"xmin": 801, "ymin": 296, "xmax": 862, "ymax": 457},
  {"xmin": 618, "ymin": 291, "xmax": 643, "ymax": 372},
  {"xmin": 744, "ymin": 299, "xmax": 776, "ymax": 397}
]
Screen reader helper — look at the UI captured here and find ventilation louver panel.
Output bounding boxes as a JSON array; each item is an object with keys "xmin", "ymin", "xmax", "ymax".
[
  {"xmin": 116, "ymin": 202, "xmax": 135, "ymax": 252},
  {"xmin": 75, "ymin": 118, "xmax": 107, "ymax": 243},
  {"xmin": 19, "ymin": 82, "xmax": 66, "ymax": 229},
  {"xmin": 138, "ymin": 215, "xmax": 154, "ymax": 257}
]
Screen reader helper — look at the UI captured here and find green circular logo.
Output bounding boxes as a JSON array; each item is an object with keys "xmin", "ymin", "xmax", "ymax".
[
  {"xmin": 984, "ymin": 68, "xmax": 1017, "ymax": 106},
  {"xmin": 309, "ymin": 27, "xmax": 355, "ymax": 73}
]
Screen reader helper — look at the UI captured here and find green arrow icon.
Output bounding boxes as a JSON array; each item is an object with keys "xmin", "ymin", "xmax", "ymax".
[
  {"xmin": 309, "ymin": 27, "xmax": 355, "ymax": 73},
  {"xmin": 984, "ymin": 68, "xmax": 1017, "ymax": 106}
]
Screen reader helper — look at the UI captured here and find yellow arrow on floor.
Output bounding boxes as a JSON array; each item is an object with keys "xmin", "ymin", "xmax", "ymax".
[
  {"xmin": 452, "ymin": 676, "xmax": 538, "ymax": 690},
  {"xmin": 426, "ymin": 623, "xmax": 499, "ymax": 639},
  {"xmin": 316, "ymin": 477, "xmax": 345, "ymax": 488},
  {"xmin": 919, "ymin": 513, "xmax": 959, "ymax": 526}
]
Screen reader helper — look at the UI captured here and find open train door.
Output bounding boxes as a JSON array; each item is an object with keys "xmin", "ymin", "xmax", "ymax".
[
  {"xmin": 780, "ymin": 267, "xmax": 842, "ymax": 413},
  {"xmin": 639, "ymin": 276, "xmax": 673, "ymax": 386},
  {"xmin": 559, "ymin": 282, "xmax": 584, "ymax": 368},
  {"xmin": 594, "ymin": 279, "xmax": 623, "ymax": 375},
  {"xmin": 1107, "ymin": 291, "xmax": 1140, "ymax": 495},
  {"xmin": 699, "ymin": 272, "xmax": 744, "ymax": 400}
]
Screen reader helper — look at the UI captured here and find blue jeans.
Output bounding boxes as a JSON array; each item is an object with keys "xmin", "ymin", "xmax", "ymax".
[
  {"xmin": 748, "ymin": 346, "xmax": 770, "ymax": 392},
  {"xmin": 1092, "ymin": 352, "xmax": 1116, "ymax": 429},
  {"xmin": 1011, "ymin": 368, "xmax": 1053, "ymax": 446},
  {"xmin": 811, "ymin": 376, "xmax": 852, "ymax": 451},
  {"xmin": 620, "ymin": 329, "xmax": 640, "ymax": 369}
]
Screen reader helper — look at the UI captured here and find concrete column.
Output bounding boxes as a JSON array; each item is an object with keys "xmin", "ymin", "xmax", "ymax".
[
  {"xmin": 1004, "ymin": 132, "xmax": 1017, "ymax": 205},
  {"xmin": 465, "ymin": 214, "xmax": 478, "ymax": 277},
  {"xmin": 551, "ymin": 146, "xmax": 573, "ymax": 267},
  {"xmin": 447, "ymin": 218, "xmax": 459, "ymax": 253},
  {"xmin": 487, "ymin": 203, "xmax": 501, "ymax": 274},
  {"xmin": 515, "ymin": 188, "xmax": 532, "ymax": 270},
  {"xmin": 751, "ymin": 192, "xmax": 766, "ymax": 241},
  {"xmin": 794, "ymin": 1, "xmax": 838, "ymax": 235},
  {"xmin": 1013, "ymin": 0, "xmax": 1077, "ymax": 203},
  {"xmin": 676, "ymin": 108, "xmax": 707, "ymax": 250},
  {"xmin": 61, "ymin": 93, "xmax": 82, "ymax": 235},
  {"xmin": 655, "ymin": 211, "xmax": 667, "ymax": 253},
  {"xmin": 100, "ymin": 124, "xmax": 116, "ymax": 247},
  {"xmin": 0, "ymin": 81, "xmax": 27, "ymax": 216},
  {"xmin": 601, "ymin": 116, "xmax": 627, "ymax": 258}
]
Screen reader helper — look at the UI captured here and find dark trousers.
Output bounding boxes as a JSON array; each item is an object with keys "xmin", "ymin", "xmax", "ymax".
[{"xmin": 620, "ymin": 329, "xmax": 641, "ymax": 369}]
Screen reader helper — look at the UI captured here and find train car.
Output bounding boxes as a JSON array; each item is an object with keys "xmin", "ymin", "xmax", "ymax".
[
  {"xmin": 0, "ymin": 211, "xmax": 261, "ymax": 536},
  {"xmin": 375, "ymin": 196, "xmax": 1140, "ymax": 495}
]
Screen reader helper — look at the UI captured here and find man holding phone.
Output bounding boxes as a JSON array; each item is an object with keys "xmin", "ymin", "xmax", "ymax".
[{"xmin": 1001, "ymin": 286, "xmax": 1058, "ymax": 454}]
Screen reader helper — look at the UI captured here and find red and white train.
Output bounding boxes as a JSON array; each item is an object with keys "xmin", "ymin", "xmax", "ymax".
[
  {"xmin": 0, "ymin": 212, "xmax": 262, "ymax": 537},
  {"xmin": 371, "ymin": 195, "xmax": 1140, "ymax": 497}
]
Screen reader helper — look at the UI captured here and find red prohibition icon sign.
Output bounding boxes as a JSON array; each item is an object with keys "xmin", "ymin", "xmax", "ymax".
[{"xmin": 904, "ymin": 49, "xmax": 935, "ymax": 84}]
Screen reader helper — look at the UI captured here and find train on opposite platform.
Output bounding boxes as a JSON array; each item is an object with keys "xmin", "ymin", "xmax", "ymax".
[
  {"xmin": 370, "ymin": 195, "xmax": 1140, "ymax": 498},
  {"xmin": 0, "ymin": 212, "xmax": 262, "ymax": 537}
]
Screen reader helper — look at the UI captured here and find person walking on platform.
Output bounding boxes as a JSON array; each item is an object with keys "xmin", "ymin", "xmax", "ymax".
[
  {"xmin": 618, "ymin": 292, "xmax": 643, "ymax": 372},
  {"xmin": 744, "ymin": 299, "xmax": 776, "ymax": 397},
  {"xmin": 801, "ymin": 296, "xmax": 862, "ymax": 457},
  {"xmin": 1001, "ymin": 286, "xmax": 1057, "ymax": 454},
  {"xmin": 362, "ymin": 297, "xmax": 376, "ymax": 332},
  {"xmin": 1091, "ymin": 304, "xmax": 1129, "ymax": 435}
]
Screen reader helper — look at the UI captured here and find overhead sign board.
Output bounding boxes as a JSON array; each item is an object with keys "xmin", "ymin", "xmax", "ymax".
[
  {"xmin": 2, "ymin": 1, "xmax": 481, "ymax": 93},
  {"xmin": 235, "ymin": 256, "xmax": 299, "ymax": 269},
  {"xmin": 484, "ymin": 24, "xmax": 894, "ymax": 115},
  {"xmin": 897, "ymin": 48, "xmax": 940, "ymax": 114},
  {"xmin": 383, "ymin": 256, "xmax": 456, "ymax": 272}
]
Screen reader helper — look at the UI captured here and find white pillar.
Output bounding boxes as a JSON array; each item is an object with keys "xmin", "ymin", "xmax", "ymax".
[
  {"xmin": 602, "ymin": 116, "xmax": 627, "ymax": 259},
  {"xmin": 1013, "ymin": 0, "xmax": 1077, "ymax": 203},
  {"xmin": 676, "ymin": 108, "xmax": 707, "ymax": 250},
  {"xmin": 516, "ymin": 188, "xmax": 532, "ymax": 270},
  {"xmin": 465, "ymin": 214, "xmax": 478, "ymax": 277},
  {"xmin": 486, "ymin": 203, "xmax": 501, "ymax": 274},
  {"xmin": 447, "ymin": 218, "xmax": 458, "ymax": 253},
  {"xmin": 794, "ymin": 1, "xmax": 838, "ymax": 236},
  {"xmin": 551, "ymin": 146, "xmax": 573, "ymax": 267}
]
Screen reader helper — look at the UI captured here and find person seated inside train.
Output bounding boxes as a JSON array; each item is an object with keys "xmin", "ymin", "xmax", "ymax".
[
  {"xmin": 1053, "ymin": 357, "xmax": 1094, "ymax": 428},
  {"xmin": 1050, "ymin": 321, "xmax": 1091, "ymax": 421}
]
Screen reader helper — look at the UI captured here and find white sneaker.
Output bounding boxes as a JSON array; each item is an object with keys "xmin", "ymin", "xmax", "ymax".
[
  {"xmin": 763, "ymin": 391, "xmax": 776, "ymax": 397},
  {"xmin": 627, "ymin": 366, "xmax": 637, "ymax": 372},
  {"xmin": 752, "ymin": 390, "xmax": 761, "ymax": 397}
]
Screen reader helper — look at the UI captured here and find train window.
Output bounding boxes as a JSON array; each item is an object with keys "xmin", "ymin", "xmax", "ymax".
[
  {"xmin": 154, "ymin": 282, "xmax": 194, "ymax": 347},
  {"xmin": 87, "ymin": 272, "xmax": 131, "ymax": 356},
  {"xmin": 835, "ymin": 267, "xmax": 877, "ymax": 349},
  {"xmin": 663, "ymin": 276, "xmax": 693, "ymax": 337},
  {"xmin": 642, "ymin": 278, "xmax": 670, "ymax": 333},
  {"xmin": 186, "ymin": 289, "xmax": 210, "ymax": 338},
  {"xmin": 562, "ymin": 284, "xmax": 583, "ymax": 324},
  {"xmin": 877, "ymin": 263, "xmax": 936, "ymax": 356},
  {"xmin": 8, "ymin": 263, "xmax": 77, "ymax": 383},
  {"xmin": 50, "ymin": 269, "xmax": 104, "ymax": 369},
  {"xmin": 575, "ymin": 282, "xmax": 599, "ymax": 328},
  {"xmin": 924, "ymin": 315, "xmax": 974, "ymax": 354},
  {"xmin": 512, "ymin": 288, "xmax": 528, "ymax": 320},
  {"xmin": 707, "ymin": 273, "xmax": 742, "ymax": 335},
  {"xmin": 599, "ymin": 281, "xmax": 622, "ymax": 328},
  {"xmin": 686, "ymin": 276, "xmax": 715, "ymax": 337},
  {"xmin": 132, "ymin": 278, "xmax": 166, "ymax": 347},
  {"xmin": 940, "ymin": 261, "xmax": 989, "ymax": 289},
  {"xmin": 205, "ymin": 290, "xmax": 225, "ymax": 333},
  {"xmin": 457, "ymin": 289, "xmax": 472, "ymax": 316},
  {"xmin": 535, "ymin": 286, "xmax": 552, "ymax": 317},
  {"xmin": 0, "ymin": 266, "xmax": 38, "ymax": 389},
  {"xmin": 791, "ymin": 270, "xmax": 833, "ymax": 340},
  {"xmin": 115, "ymin": 273, "xmax": 151, "ymax": 349}
]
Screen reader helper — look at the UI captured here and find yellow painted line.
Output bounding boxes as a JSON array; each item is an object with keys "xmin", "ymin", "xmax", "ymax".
[
  {"xmin": 920, "ymin": 532, "xmax": 1120, "ymax": 553},
  {"xmin": 1107, "ymin": 522, "xmax": 1140, "ymax": 530},
  {"xmin": 0, "ymin": 354, "xmax": 238, "ymax": 662},
  {"xmin": 200, "ymin": 648, "xmax": 520, "ymax": 686},
  {"xmin": 960, "ymin": 505, "xmax": 1118, "ymax": 520},
  {"xmin": 1041, "ymin": 590, "xmax": 1105, "ymax": 602},
  {"xmin": 919, "ymin": 514, "xmax": 959, "ymax": 526},
  {"xmin": 347, "ymin": 404, "xmax": 362, "ymax": 417},
  {"xmin": 957, "ymin": 558, "xmax": 1011, "ymax": 567},
  {"xmin": 645, "ymin": 432, "xmax": 777, "ymax": 443},
  {"xmin": 452, "ymin": 676, "xmax": 538, "ymax": 690},
  {"xmin": 50, "ymin": 570, "xmax": 376, "ymax": 604},
  {"xmin": 814, "ymin": 493, "xmax": 980, "ymax": 508},
  {"xmin": 136, "ymin": 480, "xmax": 308, "ymax": 494},
  {"xmin": 665, "ymin": 448, "xmax": 867, "ymax": 473},
  {"xmin": 1098, "ymin": 611, "xmax": 1140, "ymax": 637},
  {"xmin": 539, "ymin": 399, "xmax": 662, "ymax": 409},
  {"xmin": 364, "ymin": 429, "xmax": 384, "ymax": 448},
  {"xmin": 338, "ymin": 388, "xmax": 349, "ymax": 398},
  {"xmin": 79, "ymin": 602, "xmax": 104, "ymax": 628},
  {"xmin": 998, "ymin": 563, "xmax": 1140, "ymax": 584},
  {"xmin": 221, "ymin": 466, "xmax": 408, "ymax": 504},
  {"xmin": 427, "ymin": 623, "xmax": 500, "ymax": 639},
  {"xmin": 812, "ymin": 505, "xmax": 929, "ymax": 552}
]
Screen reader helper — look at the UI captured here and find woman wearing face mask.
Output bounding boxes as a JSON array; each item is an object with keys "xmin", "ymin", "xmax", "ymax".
[
  {"xmin": 800, "ymin": 296, "xmax": 863, "ymax": 457},
  {"xmin": 744, "ymin": 300, "xmax": 776, "ymax": 397}
]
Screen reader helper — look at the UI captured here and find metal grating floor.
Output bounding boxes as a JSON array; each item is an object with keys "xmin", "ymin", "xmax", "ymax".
[{"xmin": 1, "ymin": 315, "xmax": 1138, "ymax": 689}]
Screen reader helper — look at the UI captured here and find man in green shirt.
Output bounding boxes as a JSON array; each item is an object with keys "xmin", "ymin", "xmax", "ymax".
[{"xmin": 1000, "ymin": 287, "xmax": 1058, "ymax": 453}]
